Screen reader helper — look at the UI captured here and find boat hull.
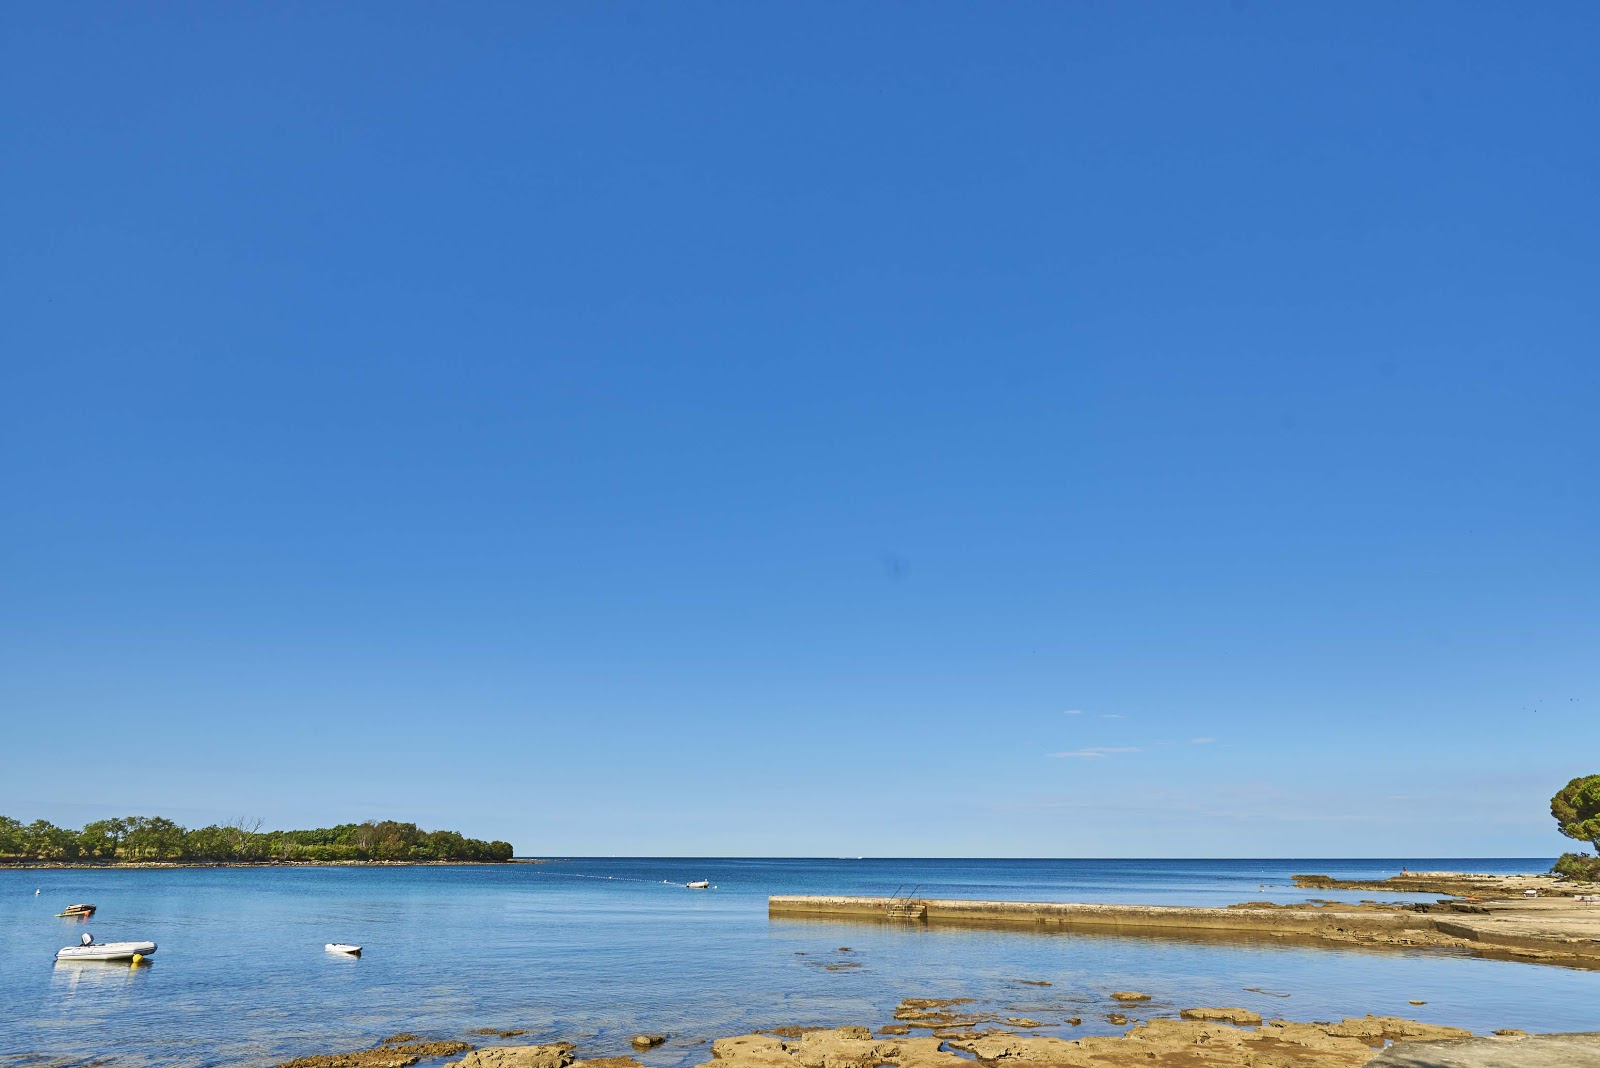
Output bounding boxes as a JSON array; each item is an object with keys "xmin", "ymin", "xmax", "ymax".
[{"xmin": 56, "ymin": 941, "xmax": 157, "ymax": 962}]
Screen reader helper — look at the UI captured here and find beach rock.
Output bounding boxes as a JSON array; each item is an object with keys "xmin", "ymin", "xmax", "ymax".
[
  {"xmin": 1494, "ymin": 1029, "xmax": 1530, "ymax": 1037},
  {"xmin": 702, "ymin": 1030, "xmax": 965, "ymax": 1068},
  {"xmin": 630, "ymin": 1035, "xmax": 667, "ymax": 1050},
  {"xmin": 1064, "ymin": 1018, "xmax": 1081, "ymax": 1027},
  {"xmin": 1004, "ymin": 1018, "xmax": 1045, "ymax": 1028},
  {"xmin": 276, "ymin": 1053, "xmax": 422, "ymax": 1068},
  {"xmin": 575, "ymin": 1061, "xmax": 645, "ymax": 1068},
  {"xmin": 714, "ymin": 1017, "xmax": 1495, "ymax": 1068},
  {"xmin": 877, "ymin": 1027, "xmax": 910, "ymax": 1036},
  {"xmin": 1180, "ymin": 1008, "xmax": 1262, "ymax": 1026},
  {"xmin": 470, "ymin": 1031, "xmax": 529, "ymax": 1040},
  {"xmin": 280, "ymin": 1042, "xmax": 476, "ymax": 1068},
  {"xmin": 1408, "ymin": 1000, "xmax": 1425, "ymax": 1006},
  {"xmin": 1104, "ymin": 1014, "xmax": 1128, "ymax": 1026},
  {"xmin": 950, "ymin": 1018, "xmax": 1382, "ymax": 1067},
  {"xmin": 452, "ymin": 1046, "xmax": 574, "ymax": 1068},
  {"xmin": 1013, "ymin": 979, "xmax": 1052, "ymax": 987},
  {"xmin": 1320, "ymin": 1016, "xmax": 1472, "ymax": 1044},
  {"xmin": 706, "ymin": 1035, "xmax": 794, "ymax": 1068},
  {"xmin": 1108, "ymin": 992, "xmax": 1150, "ymax": 1002}
]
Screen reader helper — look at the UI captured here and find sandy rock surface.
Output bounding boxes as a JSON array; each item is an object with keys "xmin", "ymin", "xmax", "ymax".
[
  {"xmin": 703, "ymin": 1016, "xmax": 1482, "ymax": 1068},
  {"xmin": 452, "ymin": 1046, "xmax": 576, "ymax": 1068},
  {"xmin": 1180, "ymin": 1008, "xmax": 1263, "ymax": 1026}
]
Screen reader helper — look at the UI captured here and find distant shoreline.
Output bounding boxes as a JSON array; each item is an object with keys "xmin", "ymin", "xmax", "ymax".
[{"xmin": 0, "ymin": 858, "xmax": 543, "ymax": 870}]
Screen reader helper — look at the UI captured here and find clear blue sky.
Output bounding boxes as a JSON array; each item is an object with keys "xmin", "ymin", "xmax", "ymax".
[{"xmin": 3, "ymin": 4, "xmax": 1595, "ymax": 857}]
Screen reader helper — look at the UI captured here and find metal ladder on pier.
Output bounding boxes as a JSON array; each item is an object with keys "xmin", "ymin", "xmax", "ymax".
[{"xmin": 886, "ymin": 884, "xmax": 927, "ymax": 920}]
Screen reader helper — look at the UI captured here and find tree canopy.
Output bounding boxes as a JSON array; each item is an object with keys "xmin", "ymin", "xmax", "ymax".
[
  {"xmin": 0, "ymin": 816, "xmax": 513, "ymax": 863},
  {"xmin": 1551, "ymin": 775, "xmax": 1600, "ymax": 852}
]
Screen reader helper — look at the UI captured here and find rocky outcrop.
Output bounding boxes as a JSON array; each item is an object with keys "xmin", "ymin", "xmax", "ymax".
[
  {"xmin": 277, "ymin": 1040, "xmax": 475, "ymax": 1068},
  {"xmin": 452, "ymin": 1046, "xmax": 575, "ymax": 1068},
  {"xmin": 943, "ymin": 1016, "xmax": 1460, "ymax": 1067},
  {"xmin": 703, "ymin": 1029, "xmax": 964, "ymax": 1068},
  {"xmin": 1318, "ymin": 1016, "xmax": 1472, "ymax": 1042},
  {"xmin": 629, "ymin": 1036, "xmax": 667, "ymax": 1050},
  {"xmin": 1180, "ymin": 1008, "xmax": 1262, "ymax": 1026}
]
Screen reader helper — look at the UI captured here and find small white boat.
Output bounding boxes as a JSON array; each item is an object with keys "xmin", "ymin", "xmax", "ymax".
[
  {"xmin": 325, "ymin": 943, "xmax": 362, "ymax": 955},
  {"xmin": 56, "ymin": 940, "xmax": 156, "ymax": 962},
  {"xmin": 685, "ymin": 880, "xmax": 710, "ymax": 889}
]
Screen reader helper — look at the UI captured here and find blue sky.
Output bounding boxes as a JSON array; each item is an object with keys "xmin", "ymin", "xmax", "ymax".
[{"xmin": 3, "ymin": 3, "xmax": 1595, "ymax": 857}]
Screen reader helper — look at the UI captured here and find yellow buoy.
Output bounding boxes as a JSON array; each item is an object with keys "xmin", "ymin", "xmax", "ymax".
[{"xmin": 131, "ymin": 953, "xmax": 143, "ymax": 965}]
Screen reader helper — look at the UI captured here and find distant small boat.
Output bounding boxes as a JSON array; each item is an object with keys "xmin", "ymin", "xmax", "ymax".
[
  {"xmin": 57, "ymin": 903, "xmax": 97, "ymax": 917},
  {"xmin": 685, "ymin": 880, "xmax": 710, "ymax": 890},
  {"xmin": 325, "ymin": 943, "xmax": 362, "ymax": 955},
  {"xmin": 56, "ymin": 937, "xmax": 156, "ymax": 962}
]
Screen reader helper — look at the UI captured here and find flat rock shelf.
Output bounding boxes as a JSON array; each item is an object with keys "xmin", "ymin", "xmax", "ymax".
[{"xmin": 766, "ymin": 895, "xmax": 1600, "ymax": 968}]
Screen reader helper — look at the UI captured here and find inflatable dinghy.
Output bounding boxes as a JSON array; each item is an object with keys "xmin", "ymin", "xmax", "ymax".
[{"xmin": 56, "ymin": 939, "xmax": 156, "ymax": 962}]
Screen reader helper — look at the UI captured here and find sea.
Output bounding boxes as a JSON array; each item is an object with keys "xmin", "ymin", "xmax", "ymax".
[{"xmin": 3, "ymin": 858, "xmax": 1596, "ymax": 1068}]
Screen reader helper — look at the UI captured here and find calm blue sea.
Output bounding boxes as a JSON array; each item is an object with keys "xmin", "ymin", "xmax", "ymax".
[{"xmin": 2, "ymin": 858, "xmax": 1594, "ymax": 1068}]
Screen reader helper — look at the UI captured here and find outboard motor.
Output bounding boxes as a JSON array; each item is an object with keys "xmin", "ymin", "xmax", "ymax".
[{"xmin": 81, "ymin": 932, "xmax": 93, "ymax": 946}]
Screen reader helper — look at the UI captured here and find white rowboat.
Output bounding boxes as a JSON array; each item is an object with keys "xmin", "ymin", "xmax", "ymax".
[
  {"xmin": 686, "ymin": 880, "xmax": 710, "ymax": 889},
  {"xmin": 325, "ymin": 943, "xmax": 362, "ymax": 955},
  {"xmin": 56, "ymin": 941, "xmax": 156, "ymax": 962}
]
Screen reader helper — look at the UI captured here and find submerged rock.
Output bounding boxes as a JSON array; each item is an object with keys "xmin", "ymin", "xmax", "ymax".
[
  {"xmin": 630, "ymin": 1035, "xmax": 667, "ymax": 1050},
  {"xmin": 1108, "ymin": 992, "xmax": 1150, "ymax": 1002}
]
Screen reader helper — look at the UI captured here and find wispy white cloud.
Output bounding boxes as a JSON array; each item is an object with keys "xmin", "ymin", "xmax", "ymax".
[
  {"xmin": 1100, "ymin": 713, "xmax": 1123, "ymax": 719},
  {"xmin": 1190, "ymin": 737, "xmax": 1215, "ymax": 744},
  {"xmin": 1063, "ymin": 709, "xmax": 1084, "ymax": 715},
  {"xmin": 1049, "ymin": 746, "xmax": 1142, "ymax": 759}
]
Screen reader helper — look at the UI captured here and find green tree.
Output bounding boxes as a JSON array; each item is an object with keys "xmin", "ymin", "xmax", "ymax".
[
  {"xmin": 182, "ymin": 825, "xmax": 235, "ymax": 861},
  {"xmin": 78, "ymin": 818, "xmax": 130, "ymax": 859},
  {"xmin": 23, "ymin": 819, "xmax": 79, "ymax": 859},
  {"xmin": 1552, "ymin": 775, "xmax": 1600, "ymax": 852},
  {"xmin": 123, "ymin": 816, "xmax": 187, "ymax": 860},
  {"xmin": 0, "ymin": 816, "xmax": 25, "ymax": 856}
]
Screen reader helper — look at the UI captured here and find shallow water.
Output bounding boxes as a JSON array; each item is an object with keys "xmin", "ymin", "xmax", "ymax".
[{"xmin": 2, "ymin": 858, "xmax": 1595, "ymax": 1068}]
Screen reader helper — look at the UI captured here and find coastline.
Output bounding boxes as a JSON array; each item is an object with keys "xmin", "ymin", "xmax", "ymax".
[
  {"xmin": 270, "ymin": 1010, "xmax": 1600, "ymax": 1068},
  {"xmin": 1, "ymin": 858, "xmax": 533, "ymax": 869}
]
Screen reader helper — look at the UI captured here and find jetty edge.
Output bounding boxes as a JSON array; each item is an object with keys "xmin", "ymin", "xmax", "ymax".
[{"xmin": 767, "ymin": 890, "xmax": 1600, "ymax": 968}]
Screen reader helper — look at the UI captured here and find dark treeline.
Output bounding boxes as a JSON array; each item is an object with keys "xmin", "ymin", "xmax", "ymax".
[{"xmin": 0, "ymin": 816, "xmax": 514, "ymax": 863}]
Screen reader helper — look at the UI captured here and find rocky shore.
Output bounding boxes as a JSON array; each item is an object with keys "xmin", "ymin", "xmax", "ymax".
[
  {"xmin": 273, "ymin": 1010, "xmax": 1600, "ymax": 1068},
  {"xmin": 768, "ymin": 872, "xmax": 1600, "ymax": 968}
]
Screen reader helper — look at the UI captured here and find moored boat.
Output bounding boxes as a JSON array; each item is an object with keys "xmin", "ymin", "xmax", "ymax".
[
  {"xmin": 325, "ymin": 943, "xmax": 362, "ymax": 955},
  {"xmin": 686, "ymin": 880, "xmax": 710, "ymax": 889},
  {"xmin": 57, "ymin": 903, "xmax": 97, "ymax": 917},
  {"xmin": 56, "ymin": 936, "xmax": 156, "ymax": 962}
]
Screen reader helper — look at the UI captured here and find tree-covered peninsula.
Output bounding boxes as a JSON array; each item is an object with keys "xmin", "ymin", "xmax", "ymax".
[{"xmin": 0, "ymin": 816, "xmax": 514, "ymax": 864}]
